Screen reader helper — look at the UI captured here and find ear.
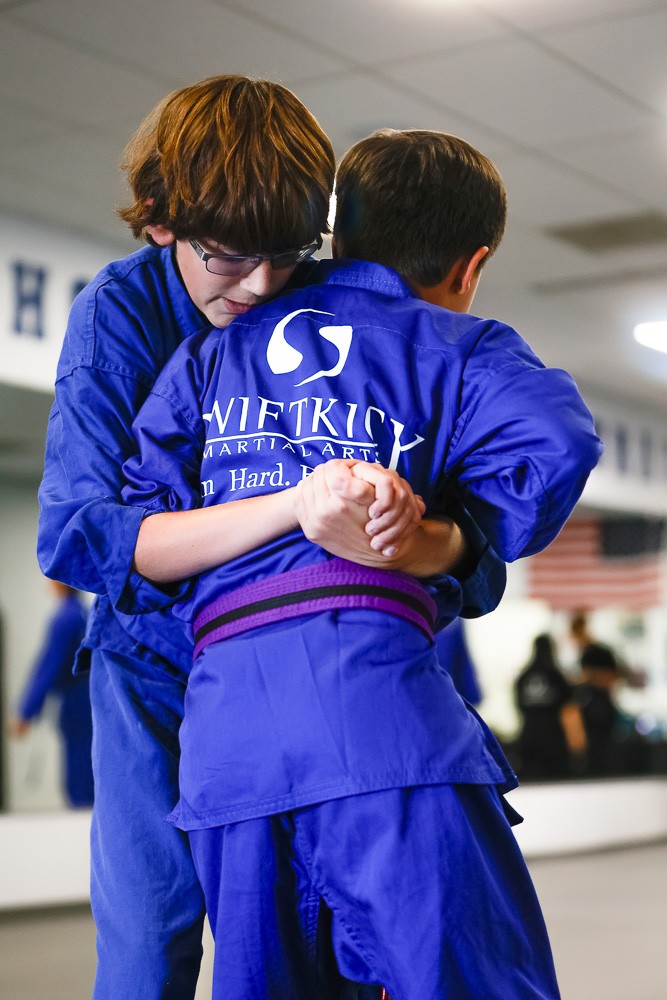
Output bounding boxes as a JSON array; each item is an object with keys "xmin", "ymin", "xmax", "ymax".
[
  {"xmin": 147, "ymin": 224, "xmax": 175, "ymax": 247},
  {"xmin": 451, "ymin": 246, "xmax": 489, "ymax": 294}
]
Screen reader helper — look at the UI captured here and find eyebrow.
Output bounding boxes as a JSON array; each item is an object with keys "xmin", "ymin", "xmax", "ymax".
[{"xmin": 198, "ymin": 239, "xmax": 239, "ymax": 255}]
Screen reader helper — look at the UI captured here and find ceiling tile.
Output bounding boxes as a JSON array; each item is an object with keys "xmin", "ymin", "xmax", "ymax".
[
  {"xmin": 479, "ymin": 219, "xmax": 600, "ymax": 289},
  {"xmin": 0, "ymin": 99, "xmax": 62, "ymax": 144},
  {"xmin": 292, "ymin": 72, "xmax": 488, "ymax": 158},
  {"xmin": 493, "ymin": 148, "xmax": 637, "ymax": 227},
  {"xmin": 478, "ymin": 214, "xmax": 667, "ymax": 304},
  {"xmin": 293, "ymin": 72, "xmax": 516, "ymax": 162},
  {"xmin": 0, "ymin": 21, "xmax": 169, "ymax": 134},
  {"xmin": 384, "ymin": 36, "xmax": 657, "ymax": 146},
  {"xmin": 481, "ymin": 0, "xmax": 667, "ymax": 32},
  {"xmin": 548, "ymin": 127, "xmax": 667, "ymax": 206},
  {"xmin": 540, "ymin": 7, "xmax": 667, "ymax": 116},
  {"xmin": 221, "ymin": 0, "xmax": 508, "ymax": 64},
  {"xmin": 0, "ymin": 129, "xmax": 130, "ymax": 207},
  {"xmin": 9, "ymin": 0, "xmax": 346, "ymax": 86}
]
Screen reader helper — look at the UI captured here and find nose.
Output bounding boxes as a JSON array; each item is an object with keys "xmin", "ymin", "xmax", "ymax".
[{"xmin": 240, "ymin": 260, "xmax": 282, "ymax": 297}]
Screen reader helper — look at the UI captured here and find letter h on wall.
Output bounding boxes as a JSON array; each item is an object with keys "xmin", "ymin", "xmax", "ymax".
[{"xmin": 12, "ymin": 260, "xmax": 47, "ymax": 338}]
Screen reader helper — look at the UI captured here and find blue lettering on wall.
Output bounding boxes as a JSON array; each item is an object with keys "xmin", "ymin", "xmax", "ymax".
[
  {"xmin": 12, "ymin": 260, "xmax": 47, "ymax": 338},
  {"xmin": 615, "ymin": 424, "xmax": 628, "ymax": 475},
  {"xmin": 640, "ymin": 429, "xmax": 652, "ymax": 479},
  {"xmin": 71, "ymin": 278, "xmax": 90, "ymax": 303}
]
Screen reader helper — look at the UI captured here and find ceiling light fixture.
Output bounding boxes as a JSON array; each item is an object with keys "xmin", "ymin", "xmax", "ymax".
[{"xmin": 633, "ymin": 321, "xmax": 667, "ymax": 354}]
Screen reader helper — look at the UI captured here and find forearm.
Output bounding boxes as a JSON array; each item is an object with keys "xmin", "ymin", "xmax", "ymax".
[
  {"xmin": 561, "ymin": 703, "xmax": 587, "ymax": 754},
  {"xmin": 133, "ymin": 487, "xmax": 299, "ymax": 583},
  {"xmin": 384, "ymin": 517, "xmax": 466, "ymax": 578},
  {"xmin": 295, "ymin": 462, "xmax": 468, "ymax": 579}
]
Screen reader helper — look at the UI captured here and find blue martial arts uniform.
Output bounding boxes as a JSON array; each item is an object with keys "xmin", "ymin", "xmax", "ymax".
[
  {"xmin": 37, "ymin": 244, "xmax": 211, "ymax": 1000},
  {"xmin": 17, "ymin": 593, "xmax": 93, "ymax": 807},
  {"xmin": 122, "ymin": 258, "xmax": 601, "ymax": 999},
  {"xmin": 37, "ymin": 246, "xmax": 503, "ymax": 1000}
]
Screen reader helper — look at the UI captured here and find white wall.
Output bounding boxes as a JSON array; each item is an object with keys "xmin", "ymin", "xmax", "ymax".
[{"xmin": 0, "ymin": 212, "xmax": 126, "ymax": 393}]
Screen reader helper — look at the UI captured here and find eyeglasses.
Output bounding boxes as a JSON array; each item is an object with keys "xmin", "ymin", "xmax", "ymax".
[{"xmin": 188, "ymin": 237, "xmax": 322, "ymax": 277}]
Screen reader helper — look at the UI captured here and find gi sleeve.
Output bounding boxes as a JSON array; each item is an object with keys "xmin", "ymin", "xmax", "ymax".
[
  {"xmin": 443, "ymin": 500, "xmax": 506, "ymax": 617},
  {"xmin": 122, "ymin": 379, "xmax": 205, "ymax": 519},
  {"xmin": 120, "ymin": 352, "xmax": 208, "ymax": 606},
  {"xmin": 447, "ymin": 324, "xmax": 602, "ymax": 562},
  {"xmin": 37, "ymin": 363, "xmax": 189, "ymax": 615}
]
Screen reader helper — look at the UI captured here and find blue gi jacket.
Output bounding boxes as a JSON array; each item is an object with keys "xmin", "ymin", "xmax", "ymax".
[
  {"xmin": 435, "ymin": 618, "xmax": 483, "ymax": 706},
  {"xmin": 37, "ymin": 248, "xmax": 504, "ymax": 673},
  {"xmin": 122, "ymin": 259, "xmax": 601, "ymax": 827},
  {"xmin": 37, "ymin": 245, "xmax": 211, "ymax": 667}
]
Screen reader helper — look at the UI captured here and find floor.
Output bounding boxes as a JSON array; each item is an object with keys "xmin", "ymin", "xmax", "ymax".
[
  {"xmin": 529, "ymin": 842, "xmax": 667, "ymax": 1000},
  {"xmin": 0, "ymin": 841, "xmax": 665, "ymax": 999}
]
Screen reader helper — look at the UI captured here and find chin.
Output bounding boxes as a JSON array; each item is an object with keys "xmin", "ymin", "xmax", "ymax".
[{"xmin": 207, "ymin": 309, "xmax": 234, "ymax": 328}]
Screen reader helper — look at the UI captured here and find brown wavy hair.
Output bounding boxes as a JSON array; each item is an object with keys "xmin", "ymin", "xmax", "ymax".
[
  {"xmin": 119, "ymin": 75, "xmax": 335, "ymax": 252},
  {"xmin": 334, "ymin": 129, "xmax": 506, "ymax": 286}
]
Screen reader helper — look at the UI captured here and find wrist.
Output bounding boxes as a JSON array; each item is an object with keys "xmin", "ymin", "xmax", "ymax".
[
  {"xmin": 280, "ymin": 485, "xmax": 301, "ymax": 532},
  {"xmin": 437, "ymin": 519, "xmax": 469, "ymax": 579},
  {"xmin": 389, "ymin": 519, "xmax": 465, "ymax": 578},
  {"xmin": 383, "ymin": 524, "xmax": 435, "ymax": 577}
]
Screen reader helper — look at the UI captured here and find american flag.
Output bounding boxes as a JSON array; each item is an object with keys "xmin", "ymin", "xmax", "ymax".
[{"xmin": 527, "ymin": 516, "xmax": 665, "ymax": 611}]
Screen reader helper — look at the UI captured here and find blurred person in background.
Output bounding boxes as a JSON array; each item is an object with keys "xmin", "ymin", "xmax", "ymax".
[
  {"xmin": 514, "ymin": 633, "xmax": 578, "ymax": 781},
  {"xmin": 568, "ymin": 609, "xmax": 594, "ymax": 657},
  {"xmin": 8, "ymin": 579, "xmax": 93, "ymax": 808},
  {"xmin": 570, "ymin": 609, "xmax": 647, "ymax": 690},
  {"xmin": 572, "ymin": 642, "xmax": 625, "ymax": 777}
]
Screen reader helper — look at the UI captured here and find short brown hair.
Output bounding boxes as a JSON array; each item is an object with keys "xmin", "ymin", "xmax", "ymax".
[
  {"xmin": 119, "ymin": 75, "xmax": 335, "ymax": 252},
  {"xmin": 334, "ymin": 129, "xmax": 506, "ymax": 286}
]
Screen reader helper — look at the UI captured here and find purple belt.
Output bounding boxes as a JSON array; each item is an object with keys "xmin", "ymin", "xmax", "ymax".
[{"xmin": 193, "ymin": 558, "xmax": 437, "ymax": 659}]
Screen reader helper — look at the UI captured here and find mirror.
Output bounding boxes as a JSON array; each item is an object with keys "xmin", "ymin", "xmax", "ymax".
[
  {"xmin": 465, "ymin": 506, "xmax": 667, "ymax": 784},
  {"xmin": 0, "ymin": 384, "xmax": 87, "ymax": 814}
]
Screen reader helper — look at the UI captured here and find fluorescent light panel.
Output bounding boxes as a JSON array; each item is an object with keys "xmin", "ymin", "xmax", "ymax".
[{"xmin": 633, "ymin": 321, "xmax": 667, "ymax": 354}]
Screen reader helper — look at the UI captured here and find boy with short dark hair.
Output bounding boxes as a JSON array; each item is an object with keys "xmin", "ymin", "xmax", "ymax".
[{"xmin": 122, "ymin": 126, "xmax": 600, "ymax": 998}]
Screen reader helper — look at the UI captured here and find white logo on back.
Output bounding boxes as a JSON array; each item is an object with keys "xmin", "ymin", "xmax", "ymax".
[{"xmin": 266, "ymin": 308, "xmax": 353, "ymax": 386}]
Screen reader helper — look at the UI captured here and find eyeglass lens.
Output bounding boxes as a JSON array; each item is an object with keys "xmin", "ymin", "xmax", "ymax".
[{"xmin": 202, "ymin": 243, "xmax": 317, "ymax": 276}]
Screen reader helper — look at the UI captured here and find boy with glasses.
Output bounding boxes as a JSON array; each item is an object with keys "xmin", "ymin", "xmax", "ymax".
[
  {"xmin": 122, "ymin": 128, "xmax": 601, "ymax": 999},
  {"xmin": 37, "ymin": 77, "xmax": 493, "ymax": 1000}
]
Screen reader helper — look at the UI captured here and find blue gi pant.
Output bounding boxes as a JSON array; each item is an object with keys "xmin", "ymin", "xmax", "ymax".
[
  {"xmin": 62, "ymin": 724, "xmax": 94, "ymax": 807},
  {"xmin": 60, "ymin": 681, "xmax": 94, "ymax": 807},
  {"xmin": 190, "ymin": 783, "xmax": 561, "ymax": 1000},
  {"xmin": 89, "ymin": 647, "xmax": 206, "ymax": 1000}
]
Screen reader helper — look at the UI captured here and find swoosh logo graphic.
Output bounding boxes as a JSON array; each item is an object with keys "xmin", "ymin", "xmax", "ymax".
[{"xmin": 266, "ymin": 308, "xmax": 353, "ymax": 385}]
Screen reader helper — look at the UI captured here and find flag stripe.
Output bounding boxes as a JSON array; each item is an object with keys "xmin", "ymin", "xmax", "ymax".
[{"xmin": 527, "ymin": 517, "xmax": 664, "ymax": 610}]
